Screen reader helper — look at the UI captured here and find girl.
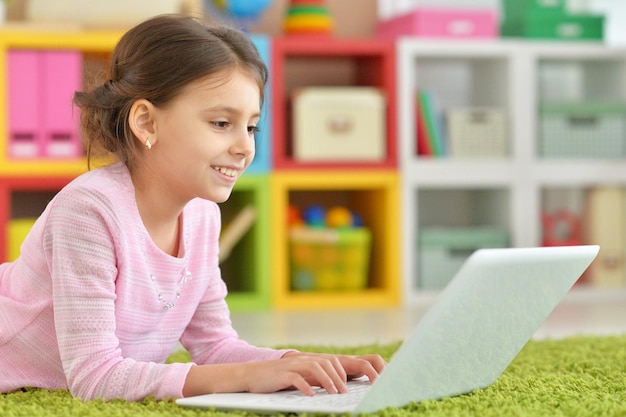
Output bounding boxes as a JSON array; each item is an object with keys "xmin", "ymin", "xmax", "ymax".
[{"xmin": 0, "ymin": 14, "xmax": 384, "ymax": 401}]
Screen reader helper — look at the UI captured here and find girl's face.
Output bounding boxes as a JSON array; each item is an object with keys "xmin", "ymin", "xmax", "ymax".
[{"xmin": 148, "ymin": 68, "xmax": 260, "ymax": 204}]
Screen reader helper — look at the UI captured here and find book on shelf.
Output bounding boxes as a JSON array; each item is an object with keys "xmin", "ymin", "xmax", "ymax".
[
  {"xmin": 416, "ymin": 91, "xmax": 433, "ymax": 156},
  {"xmin": 416, "ymin": 90, "xmax": 447, "ymax": 157}
]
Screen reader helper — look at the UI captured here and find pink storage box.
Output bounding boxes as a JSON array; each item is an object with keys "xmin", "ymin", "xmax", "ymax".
[
  {"xmin": 8, "ymin": 50, "xmax": 41, "ymax": 158},
  {"xmin": 377, "ymin": 8, "xmax": 498, "ymax": 40},
  {"xmin": 41, "ymin": 51, "xmax": 83, "ymax": 158},
  {"xmin": 7, "ymin": 49, "xmax": 83, "ymax": 159}
]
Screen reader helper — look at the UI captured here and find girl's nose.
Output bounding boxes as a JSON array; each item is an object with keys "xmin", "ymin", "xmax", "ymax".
[{"xmin": 231, "ymin": 128, "xmax": 255, "ymax": 157}]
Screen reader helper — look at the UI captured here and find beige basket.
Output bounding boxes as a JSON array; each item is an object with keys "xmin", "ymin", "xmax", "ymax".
[{"xmin": 446, "ymin": 107, "xmax": 507, "ymax": 157}]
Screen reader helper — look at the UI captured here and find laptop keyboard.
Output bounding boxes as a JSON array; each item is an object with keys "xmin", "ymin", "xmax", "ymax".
[{"xmin": 253, "ymin": 379, "xmax": 371, "ymax": 408}]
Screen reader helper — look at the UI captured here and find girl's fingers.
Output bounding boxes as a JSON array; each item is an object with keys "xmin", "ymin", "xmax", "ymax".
[
  {"xmin": 286, "ymin": 373, "xmax": 316, "ymax": 396},
  {"xmin": 363, "ymin": 354, "xmax": 387, "ymax": 373},
  {"xmin": 276, "ymin": 352, "xmax": 387, "ymax": 395},
  {"xmin": 323, "ymin": 355, "xmax": 348, "ymax": 391},
  {"xmin": 298, "ymin": 355, "xmax": 347, "ymax": 394},
  {"xmin": 334, "ymin": 355, "xmax": 384, "ymax": 385},
  {"xmin": 320, "ymin": 357, "xmax": 349, "ymax": 393}
]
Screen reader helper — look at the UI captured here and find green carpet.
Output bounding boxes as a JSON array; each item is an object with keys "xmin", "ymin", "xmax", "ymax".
[{"xmin": 2, "ymin": 335, "xmax": 626, "ymax": 416}]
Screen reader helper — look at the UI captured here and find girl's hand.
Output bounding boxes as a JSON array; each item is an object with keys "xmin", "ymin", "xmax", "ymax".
[
  {"xmin": 245, "ymin": 351, "xmax": 386, "ymax": 396},
  {"xmin": 183, "ymin": 352, "xmax": 386, "ymax": 398}
]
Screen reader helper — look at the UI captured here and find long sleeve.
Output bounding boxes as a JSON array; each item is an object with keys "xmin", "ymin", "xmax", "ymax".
[{"xmin": 43, "ymin": 183, "xmax": 193, "ymax": 401}]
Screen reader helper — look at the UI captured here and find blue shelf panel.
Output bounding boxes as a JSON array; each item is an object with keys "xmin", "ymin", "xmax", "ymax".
[{"xmin": 246, "ymin": 35, "xmax": 271, "ymax": 175}]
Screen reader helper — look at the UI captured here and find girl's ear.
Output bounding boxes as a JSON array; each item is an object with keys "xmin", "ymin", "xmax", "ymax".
[{"xmin": 129, "ymin": 99, "xmax": 157, "ymax": 149}]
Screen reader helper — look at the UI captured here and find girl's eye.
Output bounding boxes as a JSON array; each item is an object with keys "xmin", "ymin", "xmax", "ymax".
[
  {"xmin": 211, "ymin": 121, "xmax": 229, "ymax": 129},
  {"xmin": 248, "ymin": 125, "xmax": 260, "ymax": 134}
]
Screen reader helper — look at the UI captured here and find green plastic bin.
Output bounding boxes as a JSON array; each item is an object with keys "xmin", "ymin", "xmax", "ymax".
[
  {"xmin": 539, "ymin": 102, "xmax": 626, "ymax": 158},
  {"xmin": 502, "ymin": 0, "xmax": 566, "ymax": 21},
  {"xmin": 502, "ymin": 14, "xmax": 604, "ymax": 40},
  {"xmin": 418, "ymin": 227, "xmax": 509, "ymax": 290}
]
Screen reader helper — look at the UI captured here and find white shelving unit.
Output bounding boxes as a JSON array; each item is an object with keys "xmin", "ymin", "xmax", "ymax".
[{"xmin": 397, "ymin": 38, "xmax": 626, "ymax": 305}]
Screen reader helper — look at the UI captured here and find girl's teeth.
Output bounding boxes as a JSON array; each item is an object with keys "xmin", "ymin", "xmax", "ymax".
[{"xmin": 214, "ymin": 166, "xmax": 236, "ymax": 177}]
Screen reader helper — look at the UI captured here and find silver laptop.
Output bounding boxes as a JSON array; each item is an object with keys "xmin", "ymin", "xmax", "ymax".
[{"xmin": 176, "ymin": 245, "xmax": 599, "ymax": 415}]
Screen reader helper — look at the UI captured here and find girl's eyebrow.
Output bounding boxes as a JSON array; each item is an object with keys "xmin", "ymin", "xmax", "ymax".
[{"xmin": 203, "ymin": 105, "xmax": 261, "ymax": 119}]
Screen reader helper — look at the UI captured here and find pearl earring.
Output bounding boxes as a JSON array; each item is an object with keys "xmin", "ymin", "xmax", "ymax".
[{"xmin": 145, "ymin": 138, "xmax": 152, "ymax": 150}]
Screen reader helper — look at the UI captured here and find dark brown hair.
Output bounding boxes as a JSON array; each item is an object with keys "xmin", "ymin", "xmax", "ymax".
[{"xmin": 73, "ymin": 14, "xmax": 268, "ymax": 169}]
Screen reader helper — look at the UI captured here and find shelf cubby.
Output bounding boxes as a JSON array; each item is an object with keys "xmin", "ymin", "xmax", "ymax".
[
  {"xmin": 270, "ymin": 36, "xmax": 397, "ymax": 171},
  {"xmin": 220, "ymin": 175, "xmax": 272, "ymax": 311},
  {"xmin": 0, "ymin": 176, "xmax": 73, "ymax": 262},
  {"xmin": 0, "ymin": 30, "xmax": 123, "ymax": 176},
  {"xmin": 269, "ymin": 170, "xmax": 400, "ymax": 309}
]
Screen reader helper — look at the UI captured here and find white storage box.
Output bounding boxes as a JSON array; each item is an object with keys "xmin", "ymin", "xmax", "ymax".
[
  {"xmin": 292, "ymin": 87, "xmax": 386, "ymax": 162},
  {"xmin": 446, "ymin": 107, "xmax": 507, "ymax": 157}
]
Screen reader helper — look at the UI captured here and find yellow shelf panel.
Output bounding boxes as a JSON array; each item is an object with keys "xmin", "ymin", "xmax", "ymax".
[
  {"xmin": 0, "ymin": 30, "xmax": 123, "ymax": 51},
  {"xmin": 271, "ymin": 170, "xmax": 399, "ymax": 189},
  {"xmin": 0, "ymin": 159, "xmax": 88, "ymax": 177},
  {"xmin": 273, "ymin": 288, "xmax": 398, "ymax": 310},
  {"xmin": 270, "ymin": 170, "xmax": 401, "ymax": 310}
]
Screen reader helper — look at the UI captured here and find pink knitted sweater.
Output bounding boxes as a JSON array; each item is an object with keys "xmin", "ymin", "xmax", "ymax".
[{"xmin": 0, "ymin": 162, "xmax": 289, "ymax": 401}]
